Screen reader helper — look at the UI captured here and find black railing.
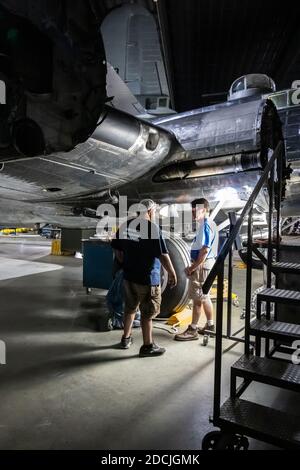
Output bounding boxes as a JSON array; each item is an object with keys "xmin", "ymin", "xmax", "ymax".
[{"xmin": 201, "ymin": 140, "xmax": 284, "ymax": 423}]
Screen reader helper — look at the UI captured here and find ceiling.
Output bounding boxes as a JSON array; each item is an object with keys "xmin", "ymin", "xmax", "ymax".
[{"xmin": 99, "ymin": 0, "xmax": 300, "ymax": 112}]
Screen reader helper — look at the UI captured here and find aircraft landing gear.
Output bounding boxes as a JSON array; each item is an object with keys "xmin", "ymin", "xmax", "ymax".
[{"xmin": 202, "ymin": 430, "xmax": 249, "ymax": 450}]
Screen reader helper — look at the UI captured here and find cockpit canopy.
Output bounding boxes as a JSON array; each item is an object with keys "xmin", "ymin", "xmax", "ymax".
[{"xmin": 228, "ymin": 74, "xmax": 276, "ymax": 101}]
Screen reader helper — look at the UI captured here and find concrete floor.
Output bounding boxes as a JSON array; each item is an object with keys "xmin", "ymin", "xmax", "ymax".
[{"xmin": 0, "ymin": 236, "xmax": 298, "ymax": 450}]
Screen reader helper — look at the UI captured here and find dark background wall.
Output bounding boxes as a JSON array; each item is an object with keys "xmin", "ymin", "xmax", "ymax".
[{"xmin": 99, "ymin": 0, "xmax": 300, "ymax": 111}]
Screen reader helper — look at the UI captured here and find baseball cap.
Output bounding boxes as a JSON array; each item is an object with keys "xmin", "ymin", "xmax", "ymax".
[{"xmin": 138, "ymin": 198, "xmax": 157, "ymax": 212}]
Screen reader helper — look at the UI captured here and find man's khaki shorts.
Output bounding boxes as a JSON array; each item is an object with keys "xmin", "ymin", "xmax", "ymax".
[
  {"xmin": 123, "ymin": 280, "xmax": 162, "ymax": 319},
  {"xmin": 188, "ymin": 265, "xmax": 211, "ymax": 301}
]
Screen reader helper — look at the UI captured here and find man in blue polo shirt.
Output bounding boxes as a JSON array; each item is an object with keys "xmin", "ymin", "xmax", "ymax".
[
  {"xmin": 111, "ymin": 199, "xmax": 177, "ymax": 356},
  {"xmin": 175, "ymin": 198, "xmax": 218, "ymax": 341}
]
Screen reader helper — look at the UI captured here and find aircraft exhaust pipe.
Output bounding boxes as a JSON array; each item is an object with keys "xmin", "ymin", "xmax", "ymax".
[
  {"xmin": 81, "ymin": 105, "xmax": 178, "ymax": 181},
  {"xmin": 153, "ymin": 152, "xmax": 261, "ymax": 182},
  {"xmin": 93, "ymin": 105, "xmax": 168, "ymax": 152},
  {"xmin": 93, "ymin": 107, "xmax": 141, "ymax": 150}
]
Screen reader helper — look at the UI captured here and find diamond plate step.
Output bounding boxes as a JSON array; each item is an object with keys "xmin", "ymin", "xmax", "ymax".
[
  {"xmin": 232, "ymin": 355, "xmax": 300, "ymax": 392},
  {"xmin": 218, "ymin": 398, "xmax": 300, "ymax": 449},
  {"xmin": 272, "ymin": 262, "xmax": 300, "ymax": 275},
  {"xmin": 250, "ymin": 319, "xmax": 300, "ymax": 341},
  {"xmin": 257, "ymin": 287, "xmax": 300, "ymax": 305}
]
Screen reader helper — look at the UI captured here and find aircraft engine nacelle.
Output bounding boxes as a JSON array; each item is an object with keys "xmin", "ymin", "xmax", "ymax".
[{"xmin": 0, "ymin": 0, "xmax": 107, "ymax": 161}]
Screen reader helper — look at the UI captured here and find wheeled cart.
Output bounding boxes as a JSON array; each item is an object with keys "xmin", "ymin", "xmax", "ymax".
[{"xmin": 82, "ymin": 239, "xmax": 114, "ymax": 292}]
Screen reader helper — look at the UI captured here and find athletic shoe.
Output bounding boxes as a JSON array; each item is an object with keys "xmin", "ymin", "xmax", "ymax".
[
  {"xmin": 139, "ymin": 343, "xmax": 166, "ymax": 357},
  {"xmin": 120, "ymin": 335, "xmax": 133, "ymax": 349}
]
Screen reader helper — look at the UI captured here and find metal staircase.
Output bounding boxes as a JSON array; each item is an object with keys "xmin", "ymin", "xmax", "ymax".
[
  {"xmin": 250, "ymin": 318, "xmax": 300, "ymax": 342},
  {"xmin": 271, "ymin": 261, "xmax": 300, "ymax": 275},
  {"xmin": 231, "ymin": 355, "xmax": 300, "ymax": 394},
  {"xmin": 201, "ymin": 141, "xmax": 300, "ymax": 450}
]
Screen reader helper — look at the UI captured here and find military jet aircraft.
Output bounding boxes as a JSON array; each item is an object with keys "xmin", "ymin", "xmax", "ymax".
[{"xmin": 0, "ymin": 1, "xmax": 299, "ymax": 313}]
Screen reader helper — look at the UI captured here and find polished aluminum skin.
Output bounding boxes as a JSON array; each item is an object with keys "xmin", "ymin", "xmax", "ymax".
[{"xmin": 0, "ymin": 98, "xmax": 282, "ymax": 226}]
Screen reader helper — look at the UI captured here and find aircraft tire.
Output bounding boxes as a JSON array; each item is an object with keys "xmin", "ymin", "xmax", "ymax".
[
  {"xmin": 159, "ymin": 235, "xmax": 191, "ymax": 317},
  {"xmin": 238, "ymin": 248, "xmax": 263, "ymax": 270}
]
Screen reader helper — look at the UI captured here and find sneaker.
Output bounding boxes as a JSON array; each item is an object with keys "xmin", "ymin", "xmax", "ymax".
[
  {"xmin": 174, "ymin": 325, "xmax": 199, "ymax": 341},
  {"xmin": 197, "ymin": 323, "xmax": 215, "ymax": 336},
  {"xmin": 139, "ymin": 343, "xmax": 166, "ymax": 357},
  {"xmin": 120, "ymin": 335, "xmax": 133, "ymax": 349}
]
